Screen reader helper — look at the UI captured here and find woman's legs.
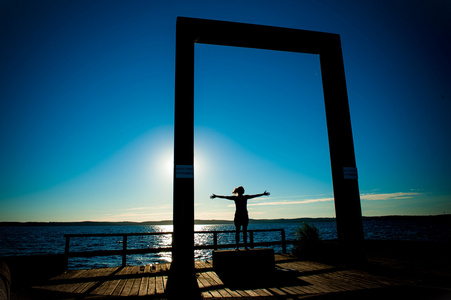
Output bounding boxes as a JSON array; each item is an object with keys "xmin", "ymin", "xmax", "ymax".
[
  {"xmin": 234, "ymin": 214, "xmax": 249, "ymax": 250},
  {"xmin": 234, "ymin": 224, "xmax": 248, "ymax": 249},
  {"xmin": 235, "ymin": 225, "xmax": 241, "ymax": 249},
  {"xmin": 243, "ymin": 224, "xmax": 248, "ymax": 249}
]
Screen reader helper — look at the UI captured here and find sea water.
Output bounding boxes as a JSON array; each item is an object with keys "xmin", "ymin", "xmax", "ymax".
[{"xmin": 1, "ymin": 219, "xmax": 449, "ymax": 269}]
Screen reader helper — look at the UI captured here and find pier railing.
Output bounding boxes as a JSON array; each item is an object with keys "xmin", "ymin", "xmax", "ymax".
[{"xmin": 64, "ymin": 229, "xmax": 292, "ymax": 268}]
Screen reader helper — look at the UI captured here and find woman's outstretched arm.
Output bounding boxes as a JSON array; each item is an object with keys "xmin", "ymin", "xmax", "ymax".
[
  {"xmin": 246, "ymin": 190, "xmax": 270, "ymax": 199},
  {"xmin": 210, "ymin": 194, "xmax": 236, "ymax": 200}
]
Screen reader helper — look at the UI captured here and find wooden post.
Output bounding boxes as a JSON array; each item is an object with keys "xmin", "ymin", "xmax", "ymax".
[
  {"xmin": 167, "ymin": 17, "xmax": 200, "ymax": 299},
  {"xmin": 281, "ymin": 229, "xmax": 287, "ymax": 254},
  {"xmin": 122, "ymin": 235, "xmax": 128, "ymax": 267},
  {"xmin": 64, "ymin": 236, "xmax": 70, "ymax": 270},
  {"xmin": 319, "ymin": 37, "xmax": 364, "ymax": 259},
  {"xmin": 213, "ymin": 232, "xmax": 218, "ymax": 250}
]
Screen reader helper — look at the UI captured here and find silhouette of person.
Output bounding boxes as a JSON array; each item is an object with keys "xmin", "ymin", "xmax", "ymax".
[{"xmin": 210, "ymin": 186, "xmax": 270, "ymax": 250}]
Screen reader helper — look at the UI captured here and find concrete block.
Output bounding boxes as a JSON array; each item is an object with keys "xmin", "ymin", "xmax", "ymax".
[{"xmin": 213, "ymin": 248, "xmax": 275, "ymax": 276}]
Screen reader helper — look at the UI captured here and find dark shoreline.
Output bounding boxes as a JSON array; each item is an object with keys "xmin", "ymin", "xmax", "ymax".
[{"xmin": 1, "ymin": 214, "xmax": 450, "ymax": 227}]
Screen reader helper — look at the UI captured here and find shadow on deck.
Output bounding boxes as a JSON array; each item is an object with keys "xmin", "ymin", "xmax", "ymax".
[{"xmin": 7, "ymin": 253, "xmax": 451, "ymax": 299}]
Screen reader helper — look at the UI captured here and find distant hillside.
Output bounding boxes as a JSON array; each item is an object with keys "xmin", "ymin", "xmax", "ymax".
[
  {"xmin": 0, "ymin": 218, "xmax": 327, "ymax": 226},
  {"xmin": 1, "ymin": 214, "xmax": 449, "ymax": 226}
]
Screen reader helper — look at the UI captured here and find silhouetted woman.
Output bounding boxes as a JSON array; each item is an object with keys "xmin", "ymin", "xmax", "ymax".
[{"xmin": 210, "ymin": 186, "xmax": 270, "ymax": 250}]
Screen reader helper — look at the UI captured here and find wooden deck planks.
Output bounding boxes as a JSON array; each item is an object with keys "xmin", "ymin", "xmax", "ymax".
[
  {"xmin": 203, "ymin": 272, "xmax": 234, "ymax": 298},
  {"xmin": 45, "ymin": 269, "xmax": 89, "ymax": 293},
  {"xmin": 267, "ymin": 286, "xmax": 287, "ymax": 297},
  {"xmin": 198, "ymin": 272, "xmax": 224, "ymax": 298},
  {"xmin": 111, "ymin": 266, "xmax": 134, "ymax": 296},
  {"xmin": 33, "ymin": 255, "xmax": 412, "ymax": 299},
  {"xmin": 155, "ymin": 273, "xmax": 165, "ymax": 294},
  {"xmin": 103, "ymin": 267, "xmax": 130, "ymax": 295},
  {"xmin": 197, "ymin": 274, "xmax": 214, "ymax": 298},
  {"xmin": 137, "ymin": 266, "xmax": 150, "ymax": 296},
  {"xmin": 158, "ymin": 264, "xmax": 169, "ymax": 294},
  {"xmin": 119, "ymin": 265, "xmax": 139, "ymax": 296}
]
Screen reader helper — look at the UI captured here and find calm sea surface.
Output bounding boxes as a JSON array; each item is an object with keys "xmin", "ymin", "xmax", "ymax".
[{"xmin": 1, "ymin": 220, "xmax": 450, "ymax": 269}]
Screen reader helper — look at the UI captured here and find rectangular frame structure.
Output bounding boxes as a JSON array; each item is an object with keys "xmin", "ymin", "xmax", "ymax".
[{"xmin": 169, "ymin": 16, "xmax": 363, "ymax": 297}]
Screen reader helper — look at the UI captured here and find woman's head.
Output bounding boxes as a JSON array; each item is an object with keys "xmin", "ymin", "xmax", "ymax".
[{"xmin": 232, "ymin": 186, "xmax": 245, "ymax": 195}]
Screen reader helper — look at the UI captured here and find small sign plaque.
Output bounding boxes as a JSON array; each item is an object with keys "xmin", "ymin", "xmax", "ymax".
[
  {"xmin": 175, "ymin": 165, "xmax": 194, "ymax": 178},
  {"xmin": 343, "ymin": 167, "xmax": 358, "ymax": 179}
]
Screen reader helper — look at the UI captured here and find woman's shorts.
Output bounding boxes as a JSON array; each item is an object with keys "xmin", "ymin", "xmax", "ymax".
[{"xmin": 234, "ymin": 213, "xmax": 249, "ymax": 227}]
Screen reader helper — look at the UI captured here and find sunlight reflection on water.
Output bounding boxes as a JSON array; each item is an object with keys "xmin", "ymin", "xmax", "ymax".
[{"xmin": 2, "ymin": 220, "xmax": 449, "ymax": 269}]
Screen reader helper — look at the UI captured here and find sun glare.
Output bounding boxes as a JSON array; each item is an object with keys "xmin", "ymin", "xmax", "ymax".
[
  {"xmin": 164, "ymin": 154, "xmax": 174, "ymax": 178},
  {"xmin": 159, "ymin": 152, "xmax": 208, "ymax": 179},
  {"xmin": 153, "ymin": 141, "xmax": 212, "ymax": 183}
]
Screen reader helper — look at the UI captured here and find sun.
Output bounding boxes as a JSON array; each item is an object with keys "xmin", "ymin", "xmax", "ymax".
[{"xmin": 154, "ymin": 147, "xmax": 212, "ymax": 185}]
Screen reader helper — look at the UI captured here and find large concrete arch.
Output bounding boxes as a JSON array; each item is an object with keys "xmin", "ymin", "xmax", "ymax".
[{"xmin": 168, "ymin": 17, "xmax": 363, "ymax": 297}]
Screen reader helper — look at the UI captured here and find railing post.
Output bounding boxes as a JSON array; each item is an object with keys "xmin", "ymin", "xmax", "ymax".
[
  {"xmin": 122, "ymin": 235, "xmax": 128, "ymax": 267},
  {"xmin": 213, "ymin": 232, "xmax": 218, "ymax": 250},
  {"xmin": 249, "ymin": 230, "xmax": 254, "ymax": 249},
  {"xmin": 281, "ymin": 229, "xmax": 287, "ymax": 254},
  {"xmin": 65, "ymin": 236, "xmax": 70, "ymax": 270}
]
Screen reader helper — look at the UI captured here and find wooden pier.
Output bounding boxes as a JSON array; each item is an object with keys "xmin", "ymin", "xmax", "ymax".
[{"xmin": 24, "ymin": 254, "xmax": 431, "ymax": 299}]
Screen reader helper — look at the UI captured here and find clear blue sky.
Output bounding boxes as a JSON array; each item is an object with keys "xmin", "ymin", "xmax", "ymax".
[{"xmin": 1, "ymin": 0, "xmax": 450, "ymax": 222}]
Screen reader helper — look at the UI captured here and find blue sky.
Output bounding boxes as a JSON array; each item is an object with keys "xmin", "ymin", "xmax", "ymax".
[{"xmin": 1, "ymin": 0, "xmax": 450, "ymax": 222}]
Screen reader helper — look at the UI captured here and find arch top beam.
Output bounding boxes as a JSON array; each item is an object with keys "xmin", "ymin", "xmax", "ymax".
[{"xmin": 176, "ymin": 16, "xmax": 339, "ymax": 55}]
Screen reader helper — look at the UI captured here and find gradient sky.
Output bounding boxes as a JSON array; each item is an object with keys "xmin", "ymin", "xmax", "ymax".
[{"xmin": 1, "ymin": 0, "xmax": 450, "ymax": 222}]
